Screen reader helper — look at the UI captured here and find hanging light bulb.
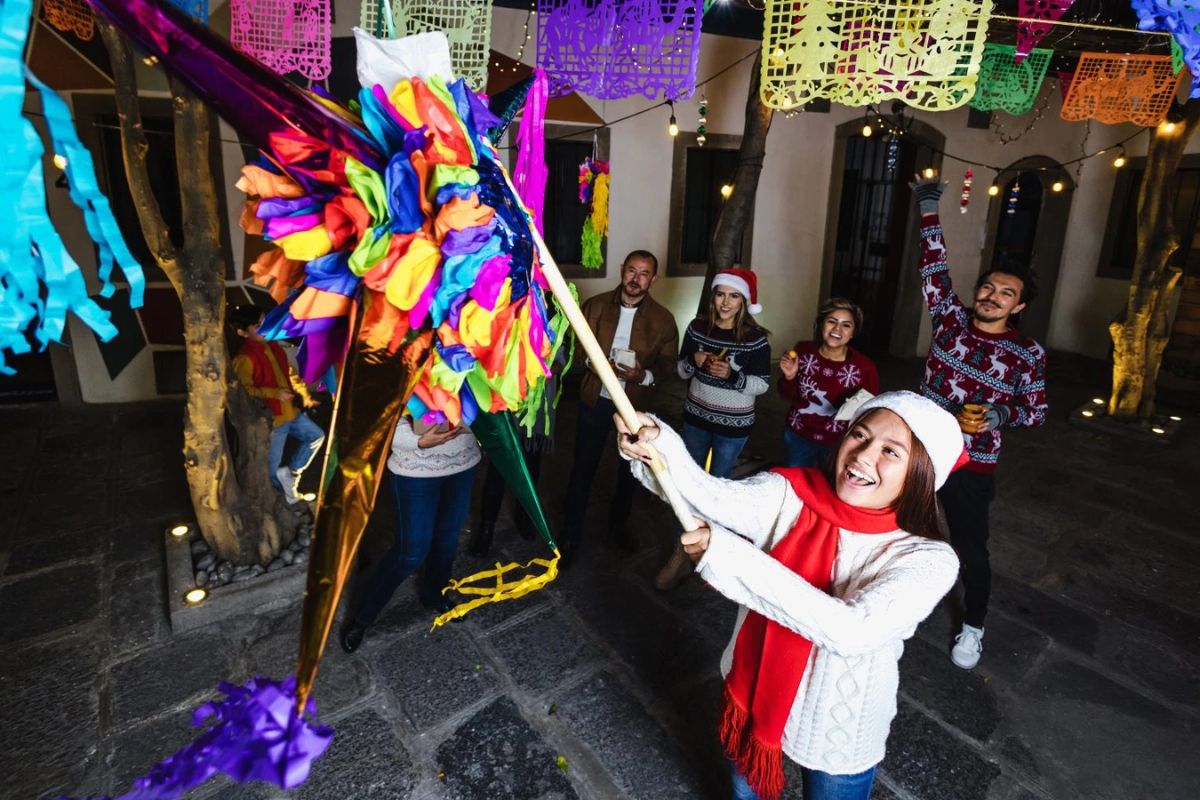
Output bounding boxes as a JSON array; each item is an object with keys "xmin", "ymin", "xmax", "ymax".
[
  {"xmin": 720, "ymin": 183, "xmax": 734, "ymax": 199},
  {"xmin": 862, "ymin": 123, "xmax": 872, "ymax": 137},
  {"xmin": 668, "ymin": 112, "xmax": 678, "ymax": 137},
  {"xmin": 922, "ymin": 167, "xmax": 936, "ymax": 179},
  {"xmin": 1161, "ymin": 120, "xmax": 1177, "ymax": 134},
  {"xmin": 988, "ymin": 184, "xmax": 1000, "ymax": 196},
  {"xmin": 1052, "ymin": 180, "xmax": 1064, "ymax": 192},
  {"xmin": 1113, "ymin": 147, "xmax": 1127, "ymax": 168}
]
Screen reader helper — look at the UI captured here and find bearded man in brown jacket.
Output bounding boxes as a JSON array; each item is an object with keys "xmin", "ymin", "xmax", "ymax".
[{"xmin": 561, "ymin": 250, "xmax": 679, "ymax": 566}]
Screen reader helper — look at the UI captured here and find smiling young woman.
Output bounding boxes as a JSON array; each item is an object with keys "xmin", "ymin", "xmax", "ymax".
[
  {"xmin": 778, "ymin": 298, "xmax": 880, "ymax": 469},
  {"xmin": 614, "ymin": 391, "xmax": 966, "ymax": 800}
]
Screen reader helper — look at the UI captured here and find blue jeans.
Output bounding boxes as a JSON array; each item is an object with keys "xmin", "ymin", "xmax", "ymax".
[
  {"xmin": 730, "ymin": 762, "xmax": 876, "ymax": 800},
  {"xmin": 782, "ymin": 428, "xmax": 834, "ymax": 470},
  {"xmin": 268, "ymin": 413, "xmax": 325, "ymax": 487},
  {"xmin": 355, "ymin": 466, "xmax": 476, "ymax": 624},
  {"xmin": 681, "ymin": 422, "xmax": 749, "ymax": 479}
]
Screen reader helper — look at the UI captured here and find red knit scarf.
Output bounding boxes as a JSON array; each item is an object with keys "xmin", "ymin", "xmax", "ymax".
[
  {"xmin": 239, "ymin": 338, "xmax": 288, "ymax": 418},
  {"xmin": 719, "ymin": 467, "xmax": 899, "ymax": 799}
]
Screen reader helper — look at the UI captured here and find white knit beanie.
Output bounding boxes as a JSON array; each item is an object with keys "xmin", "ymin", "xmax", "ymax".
[{"xmin": 850, "ymin": 390, "xmax": 967, "ymax": 490}]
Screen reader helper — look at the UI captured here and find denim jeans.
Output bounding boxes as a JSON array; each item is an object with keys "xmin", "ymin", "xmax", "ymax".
[
  {"xmin": 562, "ymin": 397, "xmax": 636, "ymax": 556},
  {"xmin": 268, "ymin": 413, "xmax": 325, "ymax": 487},
  {"xmin": 680, "ymin": 422, "xmax": 749, "ymax": 479},
  {"xmin": 355, "ymin": 466, "xmax": 476, "ymax": 624},
  {"xmin": 782, "ymin": 428, "xmax": 834, "ymax": 470},
  {"xmin": 730, "ymin": 762, "xmax": 876, "ymax": 800}
]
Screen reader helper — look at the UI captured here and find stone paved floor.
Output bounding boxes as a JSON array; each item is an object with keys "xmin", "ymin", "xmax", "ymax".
[{"xmin": 1, "ymin": 352, "xmax": 1198, "ymax": 800}]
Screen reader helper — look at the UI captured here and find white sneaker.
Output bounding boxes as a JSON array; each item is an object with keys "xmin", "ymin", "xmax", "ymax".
[
  {"xmin": 951, "ymin": 624, "xmax": 984, "ymax": 669},
  {"xmin": 276, "ymin": 466, "xmax": 301, "ymax": 505}
]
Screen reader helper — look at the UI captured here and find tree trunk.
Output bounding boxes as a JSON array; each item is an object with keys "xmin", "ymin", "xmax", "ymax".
[
  {"xmin": 98, "ymin": 20, "xmax": 301, "ymax": 564},
  {"xmin": 698, "ymin": 54, "xmax": 773, "ymax": 318},
  {"xmin": 1108, "ymin": 102, "xmax": 1200, "ymax": 420}
]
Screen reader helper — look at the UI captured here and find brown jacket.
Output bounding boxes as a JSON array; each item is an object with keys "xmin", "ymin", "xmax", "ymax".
[{"xmin": 579, "ymin": 288, "xmax": 679, "ymax": 409}]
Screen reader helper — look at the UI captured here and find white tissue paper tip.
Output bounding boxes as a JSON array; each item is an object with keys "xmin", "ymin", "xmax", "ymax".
[{"xmin": 354, "ymin": 28, "xmax": 454, "ymax": 91}]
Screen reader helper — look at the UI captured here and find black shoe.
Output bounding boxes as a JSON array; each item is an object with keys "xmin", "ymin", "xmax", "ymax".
[
  {"xmin": 468, "ymin": 523, "xmax": 495, "ymax": 558},
  {"xmin": 340, "ymin": 621, "xmax": 367, "ymax": 653},
  {"xmin": 420, "ymin": 592, "xmax": 463, "ymax": 622}
]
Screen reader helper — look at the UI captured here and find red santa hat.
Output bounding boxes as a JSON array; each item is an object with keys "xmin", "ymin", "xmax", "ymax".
[{"xmin": 712, "ymin": 268, "xmax": 762, "ymax": 315}]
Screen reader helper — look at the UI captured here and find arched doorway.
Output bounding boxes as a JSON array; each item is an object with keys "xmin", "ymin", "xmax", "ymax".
[
  {"xmin": 821, "ymin": 117, "xmax": 946, "ymax": 356},
  {"xmin": 981, "ymin": 157, "xmax": 1073, "ymax": 345}
]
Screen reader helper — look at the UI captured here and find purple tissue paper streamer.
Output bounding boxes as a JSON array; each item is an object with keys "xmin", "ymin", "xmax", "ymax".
[
  {"xmin": 1133, "ymin": 0, "xmax": 1200, "ymax": 97},
  {"xmin": 60, "ymin": 676, "xmax": 333, "ymax": 800},
  {"xmin": 536, "ymin": 0, "xmax": 703, "ymax": 100}
]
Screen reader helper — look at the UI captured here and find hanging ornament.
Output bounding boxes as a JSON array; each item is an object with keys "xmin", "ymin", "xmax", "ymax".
[
  {"xmin": 1016, "ymin": 0, "xmax": 1075, "ymax": 64},
  {"xmin": 1060, "ymin": 53, "xmax": 1181, "ymax": 126},
  {"xmin": 759, "ymin": 0, "xmax": 990, "ymax": 111},
  {"xmin": 697, "ymin": 93, "xmax": 708, "ymax": 146},
  {"xmin": 230, "ymin": 0, "xmax": 331, "ymax": 81},
  {"xmin": 42, "ymin": 0, "xmax": 94, "ymax": 40},
  {"xmin": 1133, "ymin": 0, "xmax": 1200, "ymax": 96},
  {"xmin": 536, "ymin": 0, "xmax": 703, "ymax": 100},
  {"xmin": 885, "ymin": 132, "xmax": 900, "ymax": 177},
  {"xmin": 1006, "ymin": 176, "xmax": 1021, "ymax": 215},
  {"xmin": 960, "ymin": 170, "xmax": 973, "ymax": 214},
  {"xmin": 970, "ymin": 44, "xmax": 1053, "ymax": 116},
  {"xmin": 578, "ymin": 157, "xmax": 611, "ymax": 270},
  {"xmin": 358, "ymin": 1, "xmax": 494, "ymax": 91}
]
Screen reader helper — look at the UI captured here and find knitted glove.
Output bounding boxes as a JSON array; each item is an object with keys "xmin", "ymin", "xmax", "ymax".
[
  {"xmin": 911, "ymin": 180, "xmax": 944, "ymax": 215},
  {"xmin": 983, "ymin": 404, "xmax": 1009, "ymax": 430}
]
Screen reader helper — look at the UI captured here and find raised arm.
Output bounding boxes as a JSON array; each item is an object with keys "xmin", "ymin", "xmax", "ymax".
[
  {"xmin": 622, "ymin": 415, "xmax": 800, "ymax": 549},
  {"xmin": 697, "ymin": 525, "xmax": 959, "ymax": 656},
  {"xmin": 911, "ymin": 178, "xmax": 966, "ymax": 323}
]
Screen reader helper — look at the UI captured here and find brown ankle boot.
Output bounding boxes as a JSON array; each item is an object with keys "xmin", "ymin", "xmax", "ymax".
[{"xmin": 654, "ymin": 540, "xmax": 695, "ymax": 591}]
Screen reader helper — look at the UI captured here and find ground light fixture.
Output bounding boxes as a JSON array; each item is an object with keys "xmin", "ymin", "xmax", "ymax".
[
  {"xmin": 169, "ymin": 523, "xmax": 191, "ymax": 538},
  {"xmin": 1152, "ymin": 426, "xmax": 1166, "ymax": 434},
  {"xmin": 1081, "ymin": 410, "xmax": 1095, "ymax": 417},
  {"xmin": 301, "ymin": 492, "xmax": 317, "ymax": 502},
  {"xmin": 1170, "ymin": 415, "xmax": 1182, "ymax": 421},
  {"xmin": 1092, "ymin": 397, "xmax": 1104, "ymax": 405},
  {"xmin": 184, "ymin": 587, "xmax": 208, "ymax": 605}
]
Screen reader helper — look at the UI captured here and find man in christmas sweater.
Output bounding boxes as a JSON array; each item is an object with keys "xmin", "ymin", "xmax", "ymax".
[{"xmin": 911, "ymin": 176, "xmax": 1047, "ymax": 670}]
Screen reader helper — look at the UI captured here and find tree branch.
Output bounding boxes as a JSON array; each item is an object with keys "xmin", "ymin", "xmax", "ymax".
[
  {"xmin": 95, "ymin": 18, "xmax": 180, "ymax": 288},
  {"xmin": 701, "ymin": 53, "xmax": 773, "ymax": 318}
]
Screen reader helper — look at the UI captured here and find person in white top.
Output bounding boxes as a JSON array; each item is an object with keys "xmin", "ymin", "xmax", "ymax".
[
  {"xmin": 615, "ymin": 391, "xmax": 964, "ymax": 800},
  {"xmin": 340, "ymin": 416, "xmax": 481, "ymax": 653}
]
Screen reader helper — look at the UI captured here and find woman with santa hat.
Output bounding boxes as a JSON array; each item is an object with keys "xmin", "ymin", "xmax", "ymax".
[
  {"xmin": 654, "ymin": 267, "xmax": 771, "ymax": 591},
  {"xmin": 616, "ymin": 390, "xmax": 964, "ymax": 800}
]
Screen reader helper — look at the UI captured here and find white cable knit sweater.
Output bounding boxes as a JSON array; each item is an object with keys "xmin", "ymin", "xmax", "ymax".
[{"xmin": 626, "ymin": 418, "xmax": 959, "ymax": 775}]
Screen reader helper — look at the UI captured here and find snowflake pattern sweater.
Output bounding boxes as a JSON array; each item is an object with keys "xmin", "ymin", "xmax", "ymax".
[
  {"xmin": 676, "ymin": 321, "xmax": 771, "ymax": 436},
  {"xmin": 778, "ymin": 341, "xmax": 880, "ymax": 445},
  {"xmin": 623, "ymin": 419, "xmax": 959, "ymax": 775},
  {"xmin": 918, "ymin": 214, "xmax": 1048, "ymax": 471}
]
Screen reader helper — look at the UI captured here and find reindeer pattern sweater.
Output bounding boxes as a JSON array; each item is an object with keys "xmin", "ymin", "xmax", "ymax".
[
  {"xmin": 778, "ymin": 341, "xmax": 880, "ymax": 445},
  {"xmin": 918, "ymin": 215, "xmax": 1047, "ymax": 471}
]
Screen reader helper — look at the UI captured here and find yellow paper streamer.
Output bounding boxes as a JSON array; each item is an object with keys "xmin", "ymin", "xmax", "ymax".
[
  {"xmin": 590, "ymin": 172, "xmax": 610, "ymax": 238},
  {"xmin": 760, "ymin": 0, "xmax": 990, "ymax": 111},
  {"xmin": 431, "ymin": 550, "xmax": 560, "ymax": 628}
]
